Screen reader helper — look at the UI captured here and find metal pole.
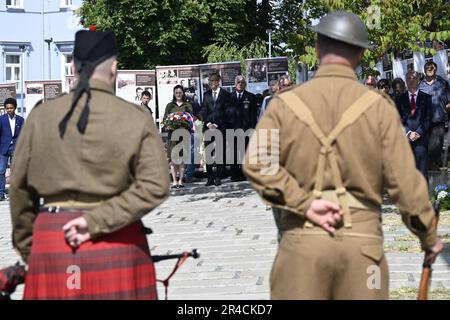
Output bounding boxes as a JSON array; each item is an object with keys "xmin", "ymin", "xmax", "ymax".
[
  {"xmin": 20, "ymin": 46, "xmax": 25, "ymax": 117},
  {"xmin": 42, "ymin": 0, "xmax": 45, "ymax": 79},
  {"xmin": 303, "ymin": 62, "xmax": 308, "ymax": 82},
  {"xmin": 266, "ymin": 29, "xmax": 272, "ymax": 58},
  {"xmin": 44, "ymin": 37, "xmax": 53, "ymax": 80},
  {"xmin": 48, "ymin": 42, "xmax": 51, "ymax": 80},
  {"xmin": 268, "ymin": 31, "xmax": 272, "ymax": 58}
]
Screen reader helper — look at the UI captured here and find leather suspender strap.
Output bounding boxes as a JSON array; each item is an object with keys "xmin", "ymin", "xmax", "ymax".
[
  {"xmin": 324, "ymin": 91, "xmax": 382, "ymax": 227},
  {"xmin": 279, "ymin": 90, "xmax": 381, "ymax": 228},
  {"xmin": 327, "ymin": 91, "xmax": 382, "ymax": 141}
]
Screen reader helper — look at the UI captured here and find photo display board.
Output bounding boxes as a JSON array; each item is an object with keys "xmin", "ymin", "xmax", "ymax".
[
  {"xmin": 156, "ymin": 64, "xmax": 201, "ymax": 124},
  {"xmin": 116, "ymin": 70, "xmax": 157, "ymax": 122},
  {"xmin": 198, "ymin": 61, "xmax": 242, "ymax": 99},
  {"xmin": 245, "ymin": 57, "xmax": 288, "ymax": 94},
  {"xmin": 25, "ymin": 80, "xmax": 62, "ymax": 118}
]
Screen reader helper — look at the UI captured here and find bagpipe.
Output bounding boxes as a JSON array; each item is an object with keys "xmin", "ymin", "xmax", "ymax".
[
  {"xmin": 1, "ymin": 225, "xmax": 199, "ymax": 300},
  {"xmin": 144, "ymin": 226, "xmax": 201, "ymax": 300},
  {"xmin": 0, "ymin": 262, "xmax": 26, "ymax": 300},
  {"xmin": 0, "ymin": 249, "xmax": 199, "ymax": 300}
]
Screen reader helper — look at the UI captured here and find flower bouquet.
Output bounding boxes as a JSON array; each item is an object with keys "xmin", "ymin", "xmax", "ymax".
[
  {"xmin": 164, "ymin": 112, "xmax": 194, "ymax": 132},
  {"xmin": 433, "ymin": 184, "xmax": 450, "ymax": 210}
]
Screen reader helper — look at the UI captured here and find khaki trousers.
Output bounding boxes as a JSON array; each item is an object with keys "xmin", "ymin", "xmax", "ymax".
[{"xmin": 270, "ymin": 210, "xmax": 389, "ymax": 300}]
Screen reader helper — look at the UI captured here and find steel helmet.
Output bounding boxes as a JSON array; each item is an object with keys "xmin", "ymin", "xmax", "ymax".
[{"xmin": 309, "ymin": 11, "xmax": 372, "ymax": 49}]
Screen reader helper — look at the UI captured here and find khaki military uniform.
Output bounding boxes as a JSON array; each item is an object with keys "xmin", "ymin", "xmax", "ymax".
[
  {"xmin": 10, "ymin": 79, "xmax": 170, "ymax": 262},
  {"xmin": 243, "ymin": 64, "xmax": 438, "ymax": 299},
  {"xmin": 137, "ymin": 103, "xmax": 154, "ymax": 120}
]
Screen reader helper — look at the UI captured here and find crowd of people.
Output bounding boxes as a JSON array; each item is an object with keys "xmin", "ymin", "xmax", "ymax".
[
  {"xmin": 363, "ymin": 61, "xmax": 450, "ymax": 180},
  {"xmin": 153, "ymin": 73, "xmax": 292, "ymax": 188},
  {"xmin": 142, "ymin": 60, "xmax": 450, "ymax": 190}
]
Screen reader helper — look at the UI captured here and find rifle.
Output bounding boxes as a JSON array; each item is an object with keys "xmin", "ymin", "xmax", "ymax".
[{"xmin": 417, "ymin": 200, "xmax": 440, "ymax": 300}]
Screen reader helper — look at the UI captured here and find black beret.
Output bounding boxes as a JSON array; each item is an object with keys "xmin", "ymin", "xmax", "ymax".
[
  {"xmin": 73, "ymin": 30, "xmax": 117, "ymax": 64},
  {"xmin": 59, "ymin": 30, "xmax": 117, "ymax": 138}
]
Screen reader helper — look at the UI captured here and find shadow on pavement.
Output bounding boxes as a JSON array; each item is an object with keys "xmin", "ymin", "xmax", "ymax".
[{"xmin": 169, "ymin": 180, "xmax": 256, "ymax": 200}]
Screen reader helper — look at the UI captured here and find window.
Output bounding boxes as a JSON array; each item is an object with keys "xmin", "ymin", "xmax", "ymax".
[
  {"xmin": 64, "ymin": 54, "xmax": 73, "ymax": 76},
  {"xmin": 5, "ymin": 54, "xmax": 21, "ymax": 90},
  {"xmin": 60, "ymin": 0, "xmax": 72, "ymax": 8},
  {"xmin": 61, "ymin": 54, "xmax": 74, "ymax": 92},
  {"xmin": 6, "ymin": 0, "xmax": 23, "ymax": 8}
]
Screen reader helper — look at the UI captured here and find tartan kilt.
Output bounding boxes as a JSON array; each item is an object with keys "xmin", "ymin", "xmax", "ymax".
[{"xmin": 24, "ymin": 210, "xmax": 157, "ymax": 300}]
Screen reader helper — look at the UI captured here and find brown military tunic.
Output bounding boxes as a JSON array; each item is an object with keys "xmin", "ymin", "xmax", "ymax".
[
  {"xmin": 136, "ymin": 103, "xmax": 154, "ymax": 120},
  {"xmin": 10, "ymin": 79, "xmax": 170, "ymax": 262},
  {"xmin": 243, "ymin": 64, "xmax": 438, "ymax": 299}
]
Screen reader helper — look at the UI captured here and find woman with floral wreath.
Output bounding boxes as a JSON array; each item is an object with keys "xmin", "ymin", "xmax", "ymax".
[{"xmin": 163, "ymin": 85, "xmax": 193, "ymax": 189}]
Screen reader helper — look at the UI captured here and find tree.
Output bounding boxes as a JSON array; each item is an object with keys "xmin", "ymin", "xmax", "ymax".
[
  {"xmin": 275, "ymin": 0, "xmax": 450, "ymax": 77},
  {"xmin": 77, "ymin": 0, "xmax": 267, "ymax": 69},
  {"xmin": 254, "ymin": 0, "xmax": 276, "ymax": 44},
  {"xmin": 78, "ymin": 0, "xmax": 210, "ymax": 68},
  {"xmin": 202, "ymin": 39, "xmax": 267, "ymax": 74}
]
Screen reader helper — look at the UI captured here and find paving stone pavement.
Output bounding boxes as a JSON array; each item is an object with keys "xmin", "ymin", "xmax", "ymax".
[{"xmin": 1, "ymin": 181, "xmax": 449, "ymax": 300}]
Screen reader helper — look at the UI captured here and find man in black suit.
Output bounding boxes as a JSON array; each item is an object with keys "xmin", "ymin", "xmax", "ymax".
[
  {"xmin": 395, "ymin": 70, "xmax": 433, "ymax": 181},
  {"xmin": 224, "ymin": 75, "xmax": 258, "ymax": 181},
  {"xmin": 199, "ymin": 73, "xmax": 230, "ymax": 186}
]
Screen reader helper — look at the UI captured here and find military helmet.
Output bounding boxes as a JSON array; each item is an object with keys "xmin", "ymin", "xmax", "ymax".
[{"xmin": 309, "ymin": 11, "xmax": 372, "ymax": 49}]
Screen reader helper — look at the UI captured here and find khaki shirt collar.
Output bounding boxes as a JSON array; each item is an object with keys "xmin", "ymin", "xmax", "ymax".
[
  {"xmin": 314, "ymin": 64, "xmax": 358, "ymax": 81},
  {"xmin": 70, "ymin": 79, "xmax": 114, "ymax": 95},
  {"xmin": 89, "ymin": 79, "xmax": 114, "ymax": 94}
]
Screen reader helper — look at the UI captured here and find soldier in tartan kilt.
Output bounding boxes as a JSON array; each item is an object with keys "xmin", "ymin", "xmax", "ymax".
[{"xmin": 9, "ymin": 30, "xmax": 169, "ymax": 299}]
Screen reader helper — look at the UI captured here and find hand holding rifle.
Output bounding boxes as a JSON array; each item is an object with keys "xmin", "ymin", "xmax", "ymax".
[{"xmin": 418, "ymin": 200, "xmax": 444, "ymax": 300}]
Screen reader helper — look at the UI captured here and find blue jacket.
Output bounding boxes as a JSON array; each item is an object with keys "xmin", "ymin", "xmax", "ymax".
[
  {"xmin": 0, "ymin": 113, "xmax": 24, "ymax": 155},
  {"xmin": 419, "ymin": 76, "xmax": 450, "ymax": 124}
]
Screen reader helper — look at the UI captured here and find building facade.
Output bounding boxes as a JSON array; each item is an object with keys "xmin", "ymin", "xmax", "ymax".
[{"xmin": 0, "ymin": 0, "xmax": 83, "ymax": 114}]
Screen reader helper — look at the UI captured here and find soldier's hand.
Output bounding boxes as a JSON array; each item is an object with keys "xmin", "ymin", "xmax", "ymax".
[
  {"xmin": 305, "ymin": 199, "xmax": 343, "ymax": 234},
  {"xmin": 408, "ymin": 132, "xmax": 417, "ymax": 141},
  {"xmin": 424, "ymin": 238, "xmax": 444, "ymax": 266},
  {"xmin": 62, "ymin": 217, "xmax": 91, "ymax": 249}
]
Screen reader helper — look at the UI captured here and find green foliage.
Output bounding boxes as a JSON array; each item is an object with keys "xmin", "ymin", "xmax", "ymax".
[
  {"xmin": 202, "ymin": 39, "xmax": 267, "ymax": 75},
  {"xmin": 78, "ymin": 0, "xmax": 269, "ymax": 69},
  {"xmin": 78, "ymin": 0, "xmax": 450, "ymax": 77},
  {"xmin": 279, "ymin": 0, "xmax": 450, "ymax": 73},
  {"xmin": 78, "ymin": 0, "xmax": 209, "ymax": 68},
  {"xmin": 440, "ymin": 197, "xmax": 450, "ymax": 211}
]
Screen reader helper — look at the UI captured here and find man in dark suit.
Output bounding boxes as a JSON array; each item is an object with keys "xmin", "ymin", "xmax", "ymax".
[
  {"xmin": 0, "ymin": 98, "xmax": 24, "ymax": 201},
  {"xmin": 395, "ymin": 70, "xmax": 432, "ymax": 181},
  {"xmin": 225, "ymin": 75, "xmax": 258, "ymax": 181},
  {"xmin": 199, "ymin": 72, "xmax": 230, "ymax": 186}
]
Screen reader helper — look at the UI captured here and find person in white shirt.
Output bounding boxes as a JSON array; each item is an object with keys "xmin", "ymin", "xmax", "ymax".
[{"xmin": 0, "ymin": 98, "xmax": 25, "ymax": 201}]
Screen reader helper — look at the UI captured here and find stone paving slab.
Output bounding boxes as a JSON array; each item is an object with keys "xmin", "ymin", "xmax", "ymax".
[{"xmin": 1, "ymin": 181, "xmax": 449, "ymax": 300}]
